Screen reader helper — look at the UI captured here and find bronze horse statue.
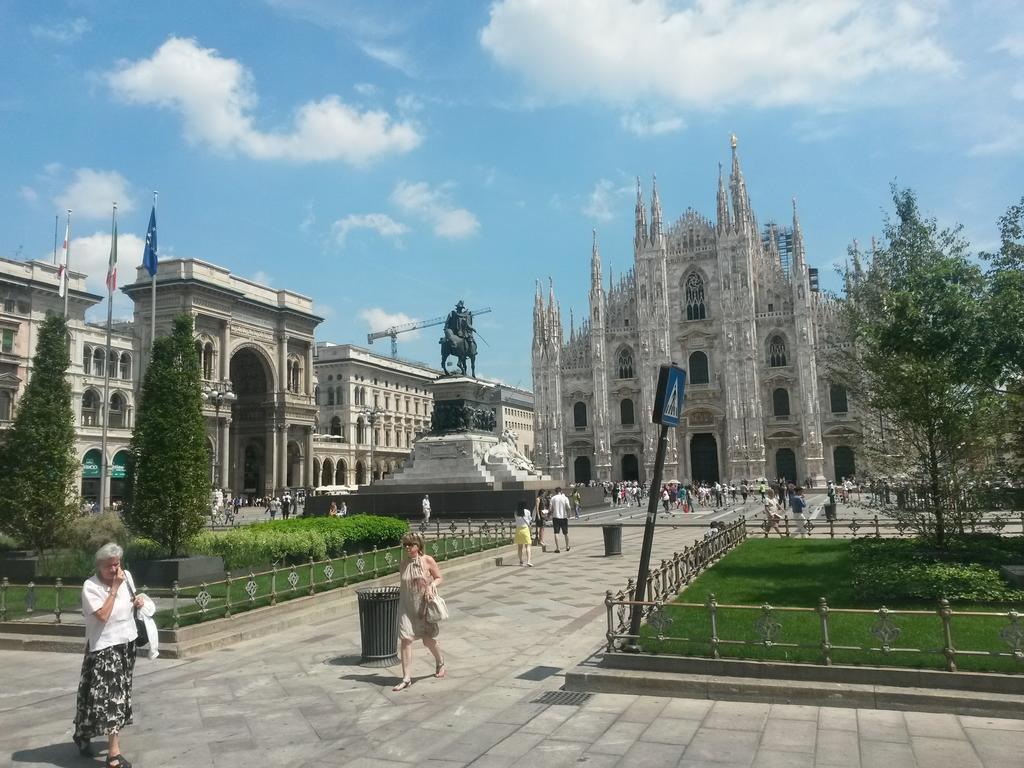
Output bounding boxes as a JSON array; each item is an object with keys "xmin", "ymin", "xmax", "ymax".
[{"xmin": 440, "ymin": 333, "xmax": 477, "ymax": 377}]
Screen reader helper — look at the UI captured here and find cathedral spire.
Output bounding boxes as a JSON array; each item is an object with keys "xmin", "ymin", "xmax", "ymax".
[
  {"xmin": 591, "ymin": 229, "xmax": 602, "ymax": 290},
  {"xmin": 634, "ymin": 176, "xmax": 647, "ymax": 251},
  {"xmin": 791, "ymin": 196, "xmax": 806, "ymax": 271},
  {"xmin": 547, "ymin": 277, "xmax": 562, "ymax": 342},
  {"xmin": 649, "ymin": 174, "xmax": 663, "ymax": 243},
  {"xmin": 729, "ymin": 133, "xmax": 753, "ymax": 231},
  {"xmin": 716, "ymin": 162, "xmax": 730, "ymax": 232},
  {"xmin": 532, "ymin": 279, "xmax": 545, "ymax": 347}
]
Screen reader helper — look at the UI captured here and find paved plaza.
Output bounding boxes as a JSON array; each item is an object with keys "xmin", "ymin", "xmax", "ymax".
[{"xmin": 2, "ymin": 518, "xmax": 1023, "ymax": 767}]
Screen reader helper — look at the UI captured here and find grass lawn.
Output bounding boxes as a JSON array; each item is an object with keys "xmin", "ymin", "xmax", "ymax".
[{"xmin": 640, "ymin": 538, "xmax": 1024, "ymax": 674}]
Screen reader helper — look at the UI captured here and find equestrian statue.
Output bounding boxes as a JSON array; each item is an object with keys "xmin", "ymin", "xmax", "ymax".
[{"xmin": 440, "ymin": 300, "xmax": 478, "ymax": 377}]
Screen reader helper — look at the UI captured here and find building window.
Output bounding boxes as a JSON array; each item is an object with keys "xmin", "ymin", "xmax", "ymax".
[
  {"xmin": 82, "ymin": 389, "xmax": 100, "ymax": 426},
  {"xmin": 83, "ymin": 345, "xmax": 92, "ymax": 375},
  {"xmin": 0, "ymin": 328, "xmax": 13, "ymax": 354},
  {"xmin": 330, "ymin": 416, "xmax": 341, "ymax": 436},
  {"xmin": 336, "ymin": 386, "xmax": 343, "ymax": 406},
  {"xmin": 119, "ymin": 352, "xmax": 131, "ymax": 380},
  {"xmin": 573, "ymin": 401, "xmax": 587, "ymax": 428},
  {"xmin": 356, "ymin": 418, "xmax": 366, "ymax": 444},
  {"xmin": 688, "ymin": 351, "xmax": 709, "ymax": 385},
  {"xmin": 685, "ymin": 273, "xmax": 707, "ymax": 321},
  {"xmin": 108, "ymin": 393, "xmax": 126, "ymax": 428},
  {"xmin": 620, "ymin": 398, "xmax": 635, "ymax": 425},
  {"xmin": 0, "ymin": 390, "xmax": 12, "ymax": 421},
  {"xmin": 768, "ymin": 336, "xmax": 788, "ymax": 367},
  {"xmin": 830, "ymin": 384, "xmax": 849, "ymax": 414},
  {"xmin": 617, "ymin": 349, "xmax": 635, "ymax": 379},
  {"xmin": 327, "ymin": 389, "xmax": 335, "ymax": 406},
  {"xmin": 773, "ymin": 388, "xmax": 790, "ymax": 417},
  {"xmin": 93, "ymin": 348, "xmax": 104, "ymax": 376}
]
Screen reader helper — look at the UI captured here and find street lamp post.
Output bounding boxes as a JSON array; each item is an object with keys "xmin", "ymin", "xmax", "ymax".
[
  {"xmin": 360, "ymin": 407, "xmax": 385, "ymax": 484},
  {"xmin": 202, "ymin": 382, "xmax": 236, "ymax": 491}
]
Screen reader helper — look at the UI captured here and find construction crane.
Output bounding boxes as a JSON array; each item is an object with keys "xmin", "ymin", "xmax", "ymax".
[{"xmin": 367, "ymin": 307, "xmax": 492, "ymax": 358}]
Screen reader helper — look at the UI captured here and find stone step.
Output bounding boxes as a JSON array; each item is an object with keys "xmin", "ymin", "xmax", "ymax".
[{"xmin": 565, "ymin": 664, "xmax": 1024, "ymax": 719}]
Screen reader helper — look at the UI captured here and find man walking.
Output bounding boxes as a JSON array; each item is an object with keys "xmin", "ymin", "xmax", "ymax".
[
  {"xmin": 791, "ymin": 486, "xmax": 808, "ymax": 537},
  {"xmin": 281, "ymin": 493, "xmax": 292, "ymax": 521},
  {"xmin": 549, "ymin": 487, "xmax": 571, "ymax": 553},
  {"xmin": 422, "ymin": 494, "xmax": 431, "ymax": 524}
]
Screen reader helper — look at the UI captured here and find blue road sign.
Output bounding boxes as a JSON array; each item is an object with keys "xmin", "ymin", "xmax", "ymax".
[{"xmin": 652, "ymin": 364, "xmax": 686, "ymax": 427}]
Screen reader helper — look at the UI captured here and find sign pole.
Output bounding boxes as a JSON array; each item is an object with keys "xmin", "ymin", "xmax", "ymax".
[{"xmin": 624, "ymin": 362, "xmax": 686, "ymax": 652}]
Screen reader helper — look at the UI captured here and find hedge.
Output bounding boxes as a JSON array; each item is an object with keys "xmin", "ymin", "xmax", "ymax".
[{"xmin": 188, "ymin": 515, "xmax": 409, "ymax": 570}]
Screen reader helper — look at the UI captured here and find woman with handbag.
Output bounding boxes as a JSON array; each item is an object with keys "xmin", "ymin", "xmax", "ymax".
[
  {"xmin": 73, "ymin": 542, "xmax": 145, "ymax": 767},
  {"xmin": 393, "ymin": 532, "xmax": 446, "ymax": 691}
]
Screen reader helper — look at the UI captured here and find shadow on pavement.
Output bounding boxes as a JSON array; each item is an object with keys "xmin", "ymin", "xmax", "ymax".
[{"xmin": 11, "ymin": 742, "xmax": 87, "ymax": 767}]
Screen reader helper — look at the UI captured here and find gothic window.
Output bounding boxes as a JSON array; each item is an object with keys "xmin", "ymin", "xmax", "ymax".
[
  {"xmin": 356, "ymin": 417, "xmax": 366, "ymax": 444},
  {"xmin": 108, "ymin": 393, "xmax": 126, "ymax": 429},
  {"xmin": 617, "ymin": 349, "xmax": 635, "ymax": 379},
  {"xmin": 119, "ymin": 352, "xmax": 131, "ymax": 380},
  {"xmin": 107, "ymin": 350, "xmax": 118, "ymax": 378},
  {"xmin": 83, "ymin": 345, "xmax": 92, "ymax": 375},
  {"xmin": 768, "ymin": 336, "xmax": 788, "ymax": 367},
  {"xmin": 327, "ymin": 388, "xmax": 335, "ymax": 406},
  {"xmin": 830, "ymin": 384, "xmax": 849, "ymax": 414},
  {"xmin": 330, "ymin": 416, "xmax": 341, "ymax": 436},
  {"xmin": 685, "ymin": 273, "xmax": 707, "ymax": 321},
  {"xmin": 92, "ymin": 348, "xmax": 104, "ymax": 376},
  {"xmin": 773, "ymin": 388, "xmax": 790, "ymax": 417},
  {"xmin": 688, "ymin": 351, "xmax": 709, "ymax": 385},
  {"xmin": 620, "ymin": 398, "xmax": 635, "ymax": 425},
  {"xmin": 82, "ymin": 389, "xmax": 100, "ymax": 426},
  {"xmin": 203, "ymin": 342, "xmax": 215, "ymax": 380},
  {"xmin": 573, "ymin": 401, "xmax": 587, "ymax": 428},
  {"xmin": 336, "ymin": 387, "xmax": 344, "ymax": 406}
]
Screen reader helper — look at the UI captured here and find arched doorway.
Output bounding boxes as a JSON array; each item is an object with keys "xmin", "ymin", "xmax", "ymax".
[
  {"xmin": 833, "ymin": 446, "xmax": 856, "ymax": 481},
  {"xmin": 312, "ymin": 458, "xmax": 320, "ymax": 485},
  {"xmin": 110, "ymin": 450, "xmax": 129, "ymax": 504},
  {"xmin": 335, "ymin": 460, "xmax": 347, "ymax": 486},
  {"xmin": 690, "ymin": 434, "xmax": 720, "ymax": 483},
  {"xmin": 229, "ymin": 348, "xmax": 272, "ymax": 495},
  {"xmin": 81, "ymin": 449, "xmax": 101, "ymax": 504},
  {"xmin": 574, "ymin": 456, "xmax": 592, "ymax": 484},
  {"xmin": 775, "ymin": 448, "xmax": 797, "ymax": 484},
  {"xmin": 355, "ymin": 461, "xmax": 366, "ymax": 485},
  {"xmin": 621, "ymin": 454, "xmax": 639, "ymax": 482},
  {"xmin": 286, "ymin": 441, "xmax": 302, "ymax": 488},
  {"xmin": 321, "ymin": 459, "xmax": 333, "ymax": 487}
]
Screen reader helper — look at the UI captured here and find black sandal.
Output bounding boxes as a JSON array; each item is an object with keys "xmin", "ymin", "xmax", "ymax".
[{"xmin": 107, "ymin": 755, "xmax": 132, "ymax": 768}]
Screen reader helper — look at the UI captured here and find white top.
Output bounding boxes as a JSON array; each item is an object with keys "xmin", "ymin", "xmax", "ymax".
[
  {"xmin": 422, "ymin": 497, "xmax": 431, "ymax": 512},
  {"xmin": 514, "ymin": 508, "xmax": 532, "ymax": 528},
  {"xmin": 82, "ymin": 573, "xmax": 138, "ymax": 653},
  {"xmin": 549, "ymin": 492, "xmax": 570, "ymax": 519}
]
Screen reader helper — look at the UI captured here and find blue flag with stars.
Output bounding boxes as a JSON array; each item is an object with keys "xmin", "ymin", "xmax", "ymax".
[{"xmin": 142, "ymin": 205, "xmax": 158, "ymax": 277}]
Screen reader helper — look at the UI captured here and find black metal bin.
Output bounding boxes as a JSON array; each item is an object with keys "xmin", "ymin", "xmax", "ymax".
[
  {"xmin": 356, "ymin": 585, "xmax": 401, "ymax": 667},
  {"xmin": 602, "ymin": 524, "xmax": 623, "ymax": 556}
]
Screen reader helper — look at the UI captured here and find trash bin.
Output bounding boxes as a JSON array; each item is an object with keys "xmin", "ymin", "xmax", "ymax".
[
  {"xmin": 356, "ymin": 586, "xmax": 401, "ymax": 667},
  {"xmin": 602, "ymin": 524, "xmax": 623, "ymax": 556}
]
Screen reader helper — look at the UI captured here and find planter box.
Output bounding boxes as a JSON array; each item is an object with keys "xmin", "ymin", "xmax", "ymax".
[
  {"xmin": 130, "ymin": 556, "xmax": 225, "ymax": 588},
  {"xmin": 0, "ymin": 556, "xmax": 39, "ymax": 582}
]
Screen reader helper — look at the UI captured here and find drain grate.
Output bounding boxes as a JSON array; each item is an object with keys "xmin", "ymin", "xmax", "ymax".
[{"xmin": 532, "ymin": 690, "xmax": 592, "ymax": 706}]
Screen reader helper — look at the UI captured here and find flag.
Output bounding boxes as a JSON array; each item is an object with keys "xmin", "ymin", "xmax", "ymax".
[
  {"xmin": 142, "ymin": 205, "xmax": 158, "ymax": 277},
  {"xmin": 57, "ymin": 219, "xmax": 69, "ymax": 297},
  {"xmin": 106, "ymin": 218, "xmax": 118, "ymax": 294}
]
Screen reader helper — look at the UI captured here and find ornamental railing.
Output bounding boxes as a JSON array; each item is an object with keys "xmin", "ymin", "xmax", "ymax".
[
  {"xmin": 0, "ymin": 523, "xmax": 514, "ymax": 626},
  {"xmin": 603, "ymin": 594, "xmax": 1024, "ymax": 673},
  {"xmin": 755, "ymin": 512, "xmax": 1024, "ymax": 539}
]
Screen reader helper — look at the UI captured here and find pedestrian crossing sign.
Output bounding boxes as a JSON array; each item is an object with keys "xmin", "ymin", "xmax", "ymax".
[{"xmin": 653, "ymin": 364, "xmax": 686, "ymax": 427}]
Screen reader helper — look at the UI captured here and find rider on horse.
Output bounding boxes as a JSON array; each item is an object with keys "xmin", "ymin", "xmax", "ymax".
[{"xmin": 445, "ymin": 300, "xmax": 474, "ymax": 345}]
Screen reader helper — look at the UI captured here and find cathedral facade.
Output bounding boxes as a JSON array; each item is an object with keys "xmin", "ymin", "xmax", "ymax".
[{"xmin": 531, "ymin": 138, "xmax": 861, "ymax": 487}]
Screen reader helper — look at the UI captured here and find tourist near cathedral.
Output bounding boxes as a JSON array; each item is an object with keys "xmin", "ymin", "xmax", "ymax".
[{"xmin": 532, "ymin": 137, "xmax": 860, "ymax": 487}]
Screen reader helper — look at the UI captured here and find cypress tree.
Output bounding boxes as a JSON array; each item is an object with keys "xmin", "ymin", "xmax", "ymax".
[
  {"xmin": 124, "ymin": 315, "xmax": 208, "ymax": 556},
  {"xmin": 0, "ymin": 314, "xmax": 79, "ymax": 554}
]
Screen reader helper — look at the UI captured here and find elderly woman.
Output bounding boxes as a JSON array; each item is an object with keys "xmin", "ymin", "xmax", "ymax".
[
  {"xmin": 393, "ymin": 532, "xmax": 446, "ymax": 691},
  {"xmin": 73, "ymin": 543, "xmax": 144, "ymax": 767}
]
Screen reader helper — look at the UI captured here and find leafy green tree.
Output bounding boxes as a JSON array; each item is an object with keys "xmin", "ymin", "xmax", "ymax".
[
  {"xmin": 0, "ymin": 314, "xmax": 79, "ymax": 554},
  {"xmin": 836, "ymin": 187, "xmax": 999, "ymax": 545},
  {"xmin": 124, "ymin": 315, "xmax": 208, "ymax": 557}
]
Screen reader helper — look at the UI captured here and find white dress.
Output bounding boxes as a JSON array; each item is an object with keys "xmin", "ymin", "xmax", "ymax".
[{"xmin": 398, "ymin": 557, "xmax": 438, "ymax": 641}]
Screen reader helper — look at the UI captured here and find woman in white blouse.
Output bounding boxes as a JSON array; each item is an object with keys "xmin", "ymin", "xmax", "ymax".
[{"xmin": 72, "ymin": 543, "xmax": 145, "ymax": 767}]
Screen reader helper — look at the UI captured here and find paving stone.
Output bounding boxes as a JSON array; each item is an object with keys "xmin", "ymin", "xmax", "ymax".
[
  {"xmin": 618, "ymin": 739, "xmax": 688, "ymax": 767},
  {"xmin": 963, "ymin": 726, "xmax": 1024, "ymax": 765},
  {"xmin": 760, "ymin": 718, "xmax": 817, "ymax": 753},
  {"xmin": 855, "ymin": 710, "xmax": 908, "ymax": 744},
  {"xmin": 959, "ymin": 715, "xmax": 1024, "ymax": 732},
  {"xmin": 587, "ymin": 720, "xmax": 649, "ymax": 755},
  {"xmin": 683, "ymin": 727, "xmax": 761, "ymax": 765},
  {"xmin": 754, "ymin": 748, "xmax": 816, "ymax": 768},
  {"xmin": 903, "ymin": 711, "xmax": 965, "ymax": 739},
  {"xmin": 482, "ymin": 730, "xmax": 547, "ymax": 758},
  {"xmin": 909, "ymin": 735, "xmax": 982, "ymax": 768},
  {"xmin": 509, "ymin": 738, "xmax": 588, "ymax": 767},
  {"xmin": 619, "ymin": 695, "xmax": 669, "ymax": 723},
  {"xmin": 858, "ymin": 739, "xmax": 916, "ymax": 768},
  {"xmin": 703, "ymin": 700, "xmax": 771, "ymax": 732},
  {"xmin": 661, "ymin": 697, "xmax": 714, "ymax": 720},
  {"xmin": 639, "ymin": 717, "xmax": 702, "ymax": 746},
  {"xmin": 814, "ymin": 728, "xmax": 861, "ymax": 767},
  {"xmin": 818, "ymin": 707, "xmax": 858, "ymax": 732},
  {"xmin": 546, "ymin": 709, "xmax": 617, "ymax": 742},
  {"xmin": 770, "ymin": 703, "xmax": 821, "ymax": 721}
]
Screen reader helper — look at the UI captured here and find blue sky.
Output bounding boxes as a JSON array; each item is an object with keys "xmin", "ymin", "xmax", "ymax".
[{"xmin": 2, "ymin": 0, "xmax": 1022, "ymax": 388}]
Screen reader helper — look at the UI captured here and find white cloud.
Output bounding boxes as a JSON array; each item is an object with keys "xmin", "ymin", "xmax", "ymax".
[
  {"xmin": 620, "ymin": 112, "xmax": 685, "ymax": 137},
  {"xmin": 354, "ymin": 82, "xmax": 378, "ymax": 95},
  {"xmin": 359, "ymin": 308, "xmax": 422, "ymax": 340},
  {"xmin": 55, "ymin": 169, "xmax": 135, "ymax": 221},
  {"xmin": 19, "ymin": 186, "xmax": 38, "ymax": 203},
  {"xmin": 332, "ymin": 213, "xmax": 408, "ymax": 246},
  {"xmin": 968, "ymin": 124, "xmax": 1024, "ymax": 157},
  {"xmin": 993, "ymin": 35, "xmax": 1024, "ymax": 58},
  {"xmin": 361, "ymin": 43, "xmax": 415, "ymax": 75},
  {"xmin": 583, "ymin": 178, "xmax": 631, "ymax": 222},
  {"xmin": 31, "ymin": 17, "xmax": 91, "ymax": 43},
  {"xmin": 107, "ymin": 37, "xmax": 422, "ymax": 166},
  {"xmin": 480, "ymin": 0, "xmax": 956, "ymax": 110},
  {"xmin": 249, "ymin": 270, "xmax": 274, "ymax": 286},
  {"xmin": 391, "ymin": 181, "xmax": 480, "ymax": 239},
  {"xmin": 66, "ymin": 231, "xmax": 145, "ymax": 320},
  {"xmin": 395, "ymin": 93, "xmax": 424, "ymax": 113}
]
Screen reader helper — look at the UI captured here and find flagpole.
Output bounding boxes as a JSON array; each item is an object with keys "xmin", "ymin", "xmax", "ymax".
[
  {"xmin": 63, "ymin": 210, "xmax": 72, "ymax": 319},
  {"xmin": 150, "ymin": 191, "xmax": 158, "ymax": 352},
  {"xmin": 99, "ymin": 203, "xmax": 117, "ymax": 515},
  {"xmin": 53, "ymin": 215, "xmax": 58, "ymax": 265}
]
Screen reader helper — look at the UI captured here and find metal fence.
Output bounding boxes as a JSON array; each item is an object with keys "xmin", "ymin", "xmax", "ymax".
[
  {"xmin": 0, "ymin": 522, "xmax": 514, "ymax": 626},
  {"xmin": 755, "ymin": 511, "xmax": 1024, "ymax": 539}
]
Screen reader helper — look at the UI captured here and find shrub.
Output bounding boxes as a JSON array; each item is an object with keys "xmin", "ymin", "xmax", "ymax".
[
  {"xmin": 0, "ymin": 533, "xmax": 18, "ymax": 552},
  {"xmin": 67, "ymin": 512, "xmax": 129, "ymax": 555}
]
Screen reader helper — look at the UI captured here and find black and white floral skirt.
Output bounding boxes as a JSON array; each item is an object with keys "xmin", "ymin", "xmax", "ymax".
[{"xmin": 72, "ymin": 641, "xmax": 136, "ymax": 746}]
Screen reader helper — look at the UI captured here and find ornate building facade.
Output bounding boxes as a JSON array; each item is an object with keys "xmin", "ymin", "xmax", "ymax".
[{"xmin": 532, "ymin": 138, "xmax": 861, "ymax": 486}]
